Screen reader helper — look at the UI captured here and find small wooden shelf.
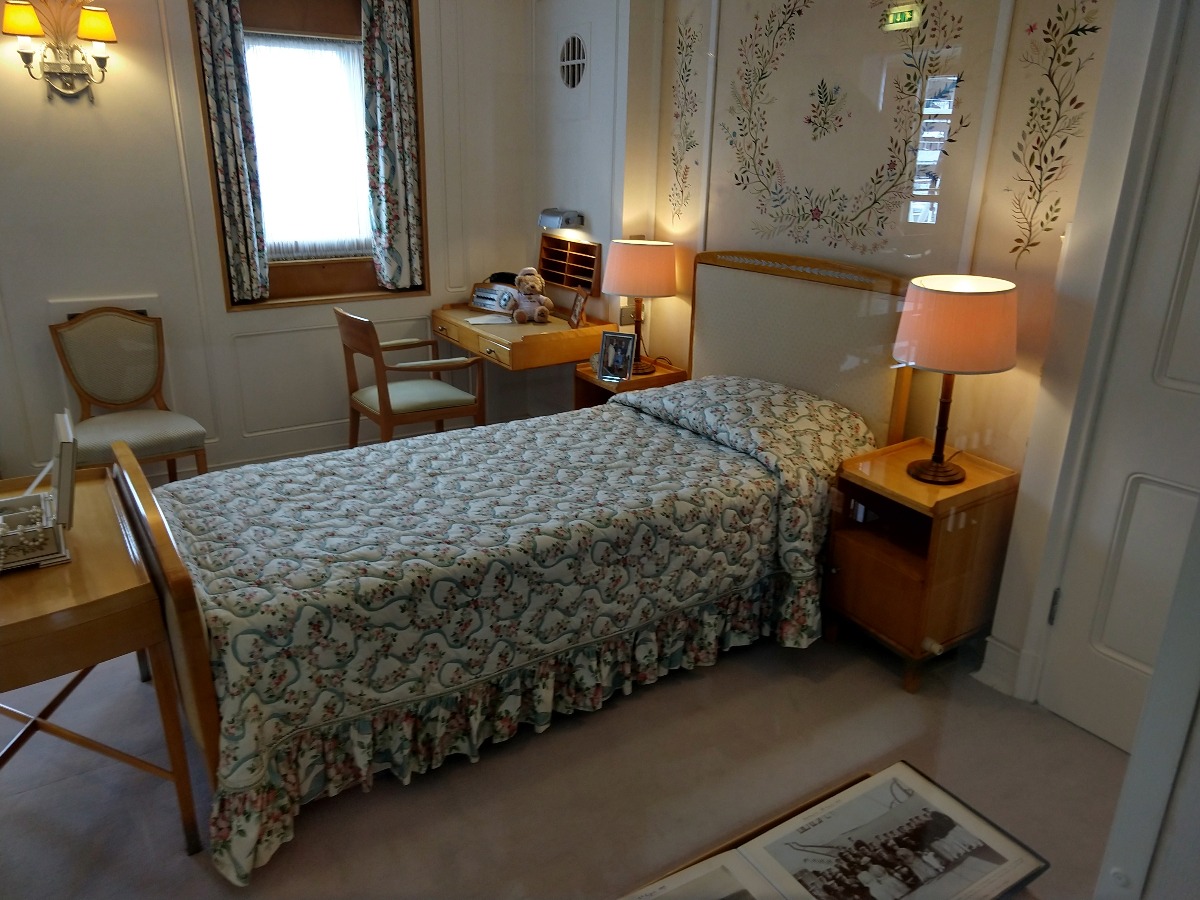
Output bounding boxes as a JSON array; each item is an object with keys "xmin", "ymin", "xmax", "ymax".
[{"xmin": 538, "ymin": 234, "xmax": 601, "ymax": 295}]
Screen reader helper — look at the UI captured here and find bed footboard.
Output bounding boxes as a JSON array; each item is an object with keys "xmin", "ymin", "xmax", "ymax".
[{"xmin": 111, "ymin": 441, "xmax": 220, "ymax": 784}]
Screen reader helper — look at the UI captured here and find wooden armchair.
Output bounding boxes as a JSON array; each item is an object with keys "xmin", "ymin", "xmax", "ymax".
[{"xmin": 334, "ymin": 307, "xmax": 485, "ymax": 447}]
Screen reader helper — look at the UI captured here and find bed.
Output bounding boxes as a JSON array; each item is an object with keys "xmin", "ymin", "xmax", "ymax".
[{"xmin": 113, "ymin": 251, "xmax": 909, "ymax": 885}]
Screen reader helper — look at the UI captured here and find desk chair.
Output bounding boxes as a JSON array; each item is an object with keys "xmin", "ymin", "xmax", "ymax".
[
  {"xmin": 49, "ymin": 307, "xmax": 207, "ymax": 481},
  {"xmin": 335, "ymin": 307, "xmax": 485, "ymax": 447}
]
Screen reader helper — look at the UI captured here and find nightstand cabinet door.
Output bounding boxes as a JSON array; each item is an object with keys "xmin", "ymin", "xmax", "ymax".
[{"xmin": 823, "ymin": 439, "xmax": 1018, "ymax": 689}]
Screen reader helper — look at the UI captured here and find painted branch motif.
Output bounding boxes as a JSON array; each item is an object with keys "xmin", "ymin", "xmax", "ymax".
[
  {"xmin": 669, "ymin": 14, "xmax": 703, "ymax": 221},
  {"xmin": 721, "ymin": 0, "xmax": 970, "ymax": 252},
  {"xmin": 1010, "ymin": 1, "xmax": 1102, "ymax": 267},
  {"xmin": 805, "ymin": 79, "xmax": 850, "ymax": 140}
]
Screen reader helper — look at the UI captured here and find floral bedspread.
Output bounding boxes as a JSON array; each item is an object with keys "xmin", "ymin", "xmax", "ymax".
[{"xmin": 153, "ymin": 375, "xmax": 871, "ymax": 884}]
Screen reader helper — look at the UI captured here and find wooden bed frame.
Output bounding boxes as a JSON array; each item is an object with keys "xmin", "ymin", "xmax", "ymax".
[{"xmin": 111, "ymin": 250, "xmax": 911, "ymax": 789}]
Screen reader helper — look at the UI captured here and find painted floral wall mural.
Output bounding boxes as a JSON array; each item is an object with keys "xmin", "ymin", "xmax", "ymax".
[
  {"xmin": 669, "ymin": 12, "xmax": 703, "ymax": 221},
  {"xmin": 1009, "ymin": 0, "xmax": 1103, "ymax": 267}
]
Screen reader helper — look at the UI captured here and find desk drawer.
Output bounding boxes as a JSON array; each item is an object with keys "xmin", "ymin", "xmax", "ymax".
[
  {"xmin": 433, "ymin": 318, "xmax": 461, "ymax": 344},
  {"xmin": 476, "ymin": 336, "xmax": 512, "ymax": 367}
]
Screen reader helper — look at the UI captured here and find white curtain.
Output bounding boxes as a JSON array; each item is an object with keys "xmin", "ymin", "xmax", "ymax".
[{"xmin": 243, "ymin": 33, "xmax": 372, "ymax": 262}]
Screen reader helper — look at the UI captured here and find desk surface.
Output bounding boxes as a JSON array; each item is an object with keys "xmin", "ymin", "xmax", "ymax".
[
  {"xmin": 0, "ymin": 467, "xmax": 155, "ymax": 687},
  {"xmin": 432, "ymin": 304, "xmax": 615, "ymax": 371}
]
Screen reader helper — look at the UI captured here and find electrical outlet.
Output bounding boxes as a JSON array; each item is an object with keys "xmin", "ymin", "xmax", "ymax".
[{"xmin": 619, "ymin": 306, "xmax": 635, "ymax": 326}]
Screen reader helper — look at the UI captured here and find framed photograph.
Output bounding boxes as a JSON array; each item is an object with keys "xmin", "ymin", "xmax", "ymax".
[
  {"xmin": 51, "ymin": 410, "xmax": 77, "ymax": 529},
  {"xmin": 598, "ymin": 331, "xmax": 636, "ymax": 382},
  {"xmin": 740, "ymin": 761, "xmax": 1049, "ymax": 899},
  {"xmin": 567, "ymin": 290, "xmax": 588, "ymax": 329}
]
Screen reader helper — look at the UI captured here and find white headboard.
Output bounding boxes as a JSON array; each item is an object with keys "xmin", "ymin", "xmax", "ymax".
[{"xmin": 689, "ymin": 251, "xmax": 910, "ymax": 444}]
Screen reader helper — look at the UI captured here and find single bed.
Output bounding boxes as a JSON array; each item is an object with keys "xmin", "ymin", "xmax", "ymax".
[{"xmin": 113, "ymin": 251, "xmax": 909, "ymax": 885}]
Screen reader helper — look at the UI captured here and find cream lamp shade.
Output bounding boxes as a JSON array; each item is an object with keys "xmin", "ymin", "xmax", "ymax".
[
  {"xmin": 893, "ymin": 274, "xmax": 1018, "ymax": 484},
  {"xmin": 601, "ymin": 240, "xmax": 677, "ymax": 374},
  {"xmin": 601, "ymin": 240, "xmax": 678, "ymax": 299},
  {"xmin": 1, "ymin": 1, "xmax": 44, "ymax": 36}
]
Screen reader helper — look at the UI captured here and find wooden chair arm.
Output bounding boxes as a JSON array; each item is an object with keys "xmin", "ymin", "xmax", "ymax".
[
  {"xmin": 384, "ymin": 356, "xmax": 482, "ymax": 373},
  {"xmin": 379, "ymin": 338, "xmax": 437, "ymax": 353}
]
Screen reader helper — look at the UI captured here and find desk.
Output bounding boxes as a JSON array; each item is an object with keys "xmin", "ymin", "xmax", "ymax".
[
  {"xmin": 0, "ymin": 467, "xmax": 200, "ymax": 853},
  {"xmin": 432, "ymin": 304, "xmax": 615, "ymax": 371}
]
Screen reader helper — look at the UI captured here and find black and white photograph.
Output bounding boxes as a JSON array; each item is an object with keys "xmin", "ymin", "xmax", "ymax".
[
  {"xmin": 742, "ymin": 763, "xmax": 1048, "ymax": 900},
  {"xmin": 599, "ymin": 330, "xmax": 636, "ymax": 381}
]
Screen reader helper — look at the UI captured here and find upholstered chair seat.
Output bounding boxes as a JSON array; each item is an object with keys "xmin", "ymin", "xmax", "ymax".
[{"xmin": 71, "ymin": 408, "xmax": 208, "ymax": 467}]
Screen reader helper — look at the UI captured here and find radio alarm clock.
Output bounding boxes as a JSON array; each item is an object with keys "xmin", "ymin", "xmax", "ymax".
[{"xmin": 470, "ymin": 282, "xmax": 520, "ymax": 314}]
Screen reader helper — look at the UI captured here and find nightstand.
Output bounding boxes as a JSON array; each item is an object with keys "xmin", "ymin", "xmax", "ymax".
[
  {"xmin": 823, "ymin": 437, "xmax": 1018, "ymax": 691},
  {"xmin": 573, "ymin": 360, "xmax": 688, "ymax": 409}
]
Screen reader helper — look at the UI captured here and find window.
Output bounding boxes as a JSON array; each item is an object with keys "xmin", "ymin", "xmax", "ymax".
[
  {"xmin": 243, "ymin": 33, "xmax": 372, "ymax": 263},
  {"xmin": 908, "ymin": 76, "xmax": 958, "ymax": 226},
  {"xmin": 196, "ymin": 0, "xmax": 426, "ymax": 306}
]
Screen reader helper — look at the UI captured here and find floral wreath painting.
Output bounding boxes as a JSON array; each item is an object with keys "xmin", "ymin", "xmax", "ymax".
[
  {"xmin": 1010, "ymin": 1, "xmax": 1102, "ymax": 267},
  {"xmin": 717, "ymin": 0, "xmax": 984, "ymax": 258},
  {"xmin": 669, "ymin": 12, "xmax": 703, "ymax": 221}
]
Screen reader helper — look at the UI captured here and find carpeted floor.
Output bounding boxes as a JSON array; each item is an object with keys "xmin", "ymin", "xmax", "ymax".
[{"xmin": 0, "ymin": 633, "xmax": 1127, "ymax": 899}]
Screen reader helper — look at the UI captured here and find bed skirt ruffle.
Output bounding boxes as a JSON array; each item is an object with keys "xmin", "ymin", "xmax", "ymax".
[{"xmin": 209, "ymin": 574, "xmax": 819, "ymax": 885}]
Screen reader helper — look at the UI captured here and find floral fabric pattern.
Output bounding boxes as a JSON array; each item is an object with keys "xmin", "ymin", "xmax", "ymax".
[
  {"xmin": 154, "ymin": 377, "xmax": 871, "ymax": 884},
  {"xmin": 363, "ymin": 0, "xmax": 424, "ymax": 289},
  {"xmin": 193, "ymin": 0, "xmax": 269, "ymax": 301}
]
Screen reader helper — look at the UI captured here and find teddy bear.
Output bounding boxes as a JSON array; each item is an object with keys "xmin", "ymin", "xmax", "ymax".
[{"xmin": 506, "ymin": 266, "xmax": 556, "ymax": 324}]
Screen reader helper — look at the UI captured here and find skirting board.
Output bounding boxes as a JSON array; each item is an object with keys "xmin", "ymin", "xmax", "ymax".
[{"xmin": 973, "ymin": 635, "xmax": 1021, "ymax": 696}]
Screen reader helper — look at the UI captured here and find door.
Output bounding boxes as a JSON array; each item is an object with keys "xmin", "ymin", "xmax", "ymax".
[{"xmin": 1037, "ymin": 4, "xmax": 1200, "ymax": 752}]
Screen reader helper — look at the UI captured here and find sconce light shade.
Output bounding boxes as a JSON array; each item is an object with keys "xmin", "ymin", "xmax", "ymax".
[
  {"xmin": 893, "ymin": 274, "xmax": 1018, "ymax": 484},
  {"xmin": 76, "ymin": 6, "xmax": 116, "ymax": 43},
  {"xmin": 2, "ymin": 1, "xmax": 44, "ymax": 37},
  {"xmin": 538, "ymin": 208, "xmax": 584, "ymax": 229}
]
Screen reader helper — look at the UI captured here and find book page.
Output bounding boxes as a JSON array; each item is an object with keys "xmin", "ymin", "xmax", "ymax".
[{"xmin": 620, "ymin": 850, "xmax": 786, "ymax": 900}]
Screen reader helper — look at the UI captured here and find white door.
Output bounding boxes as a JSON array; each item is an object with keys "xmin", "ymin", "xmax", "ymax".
[{"xmin": 1036, "ymin": 6, "xmax": 1200, "ymax": 752}]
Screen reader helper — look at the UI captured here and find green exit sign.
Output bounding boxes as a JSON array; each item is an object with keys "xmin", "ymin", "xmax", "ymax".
[{"xmin": 882, "ymin": 3, "xmax": 921, "ymax": 31}]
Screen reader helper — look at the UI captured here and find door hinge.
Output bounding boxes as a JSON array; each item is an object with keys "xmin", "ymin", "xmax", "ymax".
[{"xmin": 1048, "ymin": 587, "xmax": 1062, "ymax": 626}]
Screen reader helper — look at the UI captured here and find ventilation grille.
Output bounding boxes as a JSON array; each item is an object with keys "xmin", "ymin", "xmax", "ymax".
[{"xmin": 559, "ymin": 35, "xmax": 586, "ymax": 88}]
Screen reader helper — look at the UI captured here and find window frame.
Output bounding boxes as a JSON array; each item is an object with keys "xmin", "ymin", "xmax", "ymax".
[{"xmin": 194, "ymin": 0, "xmax": 429, "ymax": 310}]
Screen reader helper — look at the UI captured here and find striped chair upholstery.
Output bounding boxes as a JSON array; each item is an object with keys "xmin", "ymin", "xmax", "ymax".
[{"xmin": 49, "ymin": 307, "xmax": 207, "ymax": 481}]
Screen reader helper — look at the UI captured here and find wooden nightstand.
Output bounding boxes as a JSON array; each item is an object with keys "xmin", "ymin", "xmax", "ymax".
[
  {"xmin": 823, "ymin": 437, "xmax": 1018, "ymax": 691},
  {"xmin": 573, "ymin": 359, "xmax": 688, "ymax": 409}
]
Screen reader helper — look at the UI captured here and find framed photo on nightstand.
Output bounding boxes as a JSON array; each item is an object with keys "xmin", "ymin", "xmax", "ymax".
[{"xmin": 598, "ymin": 331, "xmax": 636, "ymax": 382}]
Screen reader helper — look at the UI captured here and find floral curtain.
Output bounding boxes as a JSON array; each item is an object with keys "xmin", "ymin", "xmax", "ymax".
[
  {"xmin": 193, "ymin": 0, "xmax": 269, "ymax": 302},
  {"xmin": 362, "ymin": 0, "xmax": 424, "ymax": 289}
]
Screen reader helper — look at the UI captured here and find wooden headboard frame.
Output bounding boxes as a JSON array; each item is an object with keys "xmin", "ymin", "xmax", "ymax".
[
  {"xmin": 688, "ymin": 251, "xmax": 911, "ymax": 445},
  {"xmin": 111, "ymin": 441, "xmax": 221, "ymax": 784}
]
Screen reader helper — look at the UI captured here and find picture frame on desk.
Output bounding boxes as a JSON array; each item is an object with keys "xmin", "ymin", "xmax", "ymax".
[
  {"xmin": 598, "ymin": 331, "xmax": 636, "ymax": 382},
  {"xmin": 567, "ymin": 290, "xmax": 587, "ymax": 329},
  {"xmin": 0, "ymin": 411, "xmax": 75, "ymax": 571}
]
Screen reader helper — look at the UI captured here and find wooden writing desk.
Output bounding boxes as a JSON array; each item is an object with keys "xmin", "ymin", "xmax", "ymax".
[
  {"xmin": 432, "ymin": 304, "xmax": 615, "ymax": 370},
  {"xmin": 0, "ymin": 467, "xmax": 200, "ymax": 854}
]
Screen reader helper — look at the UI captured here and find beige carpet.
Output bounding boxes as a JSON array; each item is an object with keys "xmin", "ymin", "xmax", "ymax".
[{"xmin": 0, "ymin": 635, "xmax": 1127, "ymax": 899}]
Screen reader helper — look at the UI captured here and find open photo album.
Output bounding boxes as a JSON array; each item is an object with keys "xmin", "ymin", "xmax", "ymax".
[{"xmin": 622, "ymin": 762, "xmax": 1048, "ymax": 900}]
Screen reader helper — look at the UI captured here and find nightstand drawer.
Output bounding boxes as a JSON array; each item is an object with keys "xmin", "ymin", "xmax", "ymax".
[
  {"xmin": 827, "ymin": 529, "xmax": 925, "ymax": 655},
  {"xmin": 476, "ymin": 336, "xmax": 512, "ymax": 367}
]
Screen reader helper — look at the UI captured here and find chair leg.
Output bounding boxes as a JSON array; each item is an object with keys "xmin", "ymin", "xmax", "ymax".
[
  {"xmin": 348, "ymin": 410, "xmax": 361, "ymax": 448},
  {"xmin": 194, "ymin": 447, "xmax": 208, "ymax": 475},
  {"xmin": 166, "ymin": 458, "xmax": 178, "ymax": 482}
]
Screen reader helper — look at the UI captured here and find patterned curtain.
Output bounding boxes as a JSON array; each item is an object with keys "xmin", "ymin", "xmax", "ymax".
[
  {"xmin": 362, "ymin": 0, "xmax": 424, "ymax": 289},
  {"xmin": 193, "ymin": 0, "xmax": 269, "ymax": 302}
]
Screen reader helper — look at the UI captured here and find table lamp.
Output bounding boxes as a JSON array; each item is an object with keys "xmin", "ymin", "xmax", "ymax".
[
  {"xmin": 601, "ymin": 239, "xmax": 676, "ymax": 375},
  {"xmin": 893, "ymin": 274, "xmax": 1018, "ymax": 484}
]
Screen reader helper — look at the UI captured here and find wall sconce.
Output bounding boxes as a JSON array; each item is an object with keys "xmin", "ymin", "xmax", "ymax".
[
  {"xmin": 538, "ymin": 208, "xmax": 584, "ymax": 229},
  {"xmin": 2, "ymin": 0, "xmax": 116, "ymax": 99}
]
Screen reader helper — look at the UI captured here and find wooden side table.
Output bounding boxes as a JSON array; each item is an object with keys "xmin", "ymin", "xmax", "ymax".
[
  {"xmin": 0, "ymin": 467, "xmax": 200, "ymax": 854},
  {"xmin": 823, "ymin": 437, "xmax": 1018, "ymax": 691},
  {"xmin": 573, "ymin": 359, "xmax": 688, "ymax": 408}
]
